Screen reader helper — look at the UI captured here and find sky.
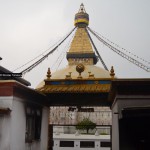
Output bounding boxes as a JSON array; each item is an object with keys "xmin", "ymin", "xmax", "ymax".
[{"xmin": 0, "ymin": 0, "xmax": 150, "ymax": 88}]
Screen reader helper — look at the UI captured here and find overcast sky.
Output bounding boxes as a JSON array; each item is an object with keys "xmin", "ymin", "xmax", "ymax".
[{"xmin": 0, "ymin": 0, "xmax": 150, "ymax": 87}]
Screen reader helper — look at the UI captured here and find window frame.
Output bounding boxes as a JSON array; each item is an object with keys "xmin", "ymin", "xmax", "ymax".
[
  {"xmin": 59, "ymin": 141, "xmax": 74, "ymax": 147},
  {"xmin": 80, "ymin": 141, "xmax": 95, "ymax": 148},
  {"xmin": 100, "ymin": 141, "xmax": 111, "ymax": 147},
  {"xmin": 25, "ymin": 105, "xmax": 42, "ymax": 143}
]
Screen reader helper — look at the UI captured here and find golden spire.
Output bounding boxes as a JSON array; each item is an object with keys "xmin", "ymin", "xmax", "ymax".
[
  {"xmin": 67, "ymin": 4, "xmax": 97, "ymax": 66},
  {"xmin": 68, "ymin": 28, "xmax": 93, "ymax": 54}
]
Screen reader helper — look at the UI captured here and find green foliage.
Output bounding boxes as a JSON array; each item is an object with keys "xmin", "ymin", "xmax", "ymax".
[
  {"xmin": 76, "ymin": 118, "xmax": 96, "ymax": 134},
  {"xmin": 100, "ymin": 132, "xmax": 108, "ymax": 135}
]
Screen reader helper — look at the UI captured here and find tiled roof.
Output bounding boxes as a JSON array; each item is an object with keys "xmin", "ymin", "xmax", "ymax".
[
  {"xmin": 37, "ymin": 84, "xmax": 110, "ymax": 93},
  {"xmin": 0, "ymin": 66, "xmax": 30, "ymax": 86}
]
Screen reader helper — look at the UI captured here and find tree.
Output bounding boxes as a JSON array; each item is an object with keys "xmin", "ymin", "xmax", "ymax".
[{"xmin": 76, "ymin": 118, "xmax": 96, "ymax": 134}]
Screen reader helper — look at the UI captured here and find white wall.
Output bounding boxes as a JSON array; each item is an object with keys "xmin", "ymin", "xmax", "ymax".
[
  {"xmin": 10, "ymin": 97, "xmax": 26, "ymax": 150},
  {"xmin": 40, "ymin": 106, "xmax": 49, "ymax": 150},
  {"xmin": 0, "ymin": 96, "xmax": 13, "ymax": 150},
  {"xmin": 53, "ymin": 139, "xmax": 110, "ymax": 150},
  {"xmin": 0, "ymin": 96, "xmax": 49, "ymax": 150},
  {"xmin": 0, "ymin": 114, "xmax": 11, "ymax": 150}
]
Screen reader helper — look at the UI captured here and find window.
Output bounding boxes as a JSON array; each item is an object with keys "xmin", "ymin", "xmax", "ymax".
[
  {"xmin": 80, "ymin": 141, "xmax": 95, "ymax": 148},
  {"xmin": 60, "ymin": 141, "xmax": 74, "ymax": 147},
  {"xmin": 101, "ymin": 141, "xmax": 111, "ymax": 147},
  {"xmin": 25, "ymin": 106, "xmax": 42, "ymax": 143}
]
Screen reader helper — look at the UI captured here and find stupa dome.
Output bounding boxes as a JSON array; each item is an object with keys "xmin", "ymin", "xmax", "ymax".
[{"xmin": 36, "ymin": 65, "xmax": 111, "ymax": 89}]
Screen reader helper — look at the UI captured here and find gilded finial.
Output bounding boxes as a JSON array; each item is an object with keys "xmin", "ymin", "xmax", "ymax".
[
  {"xmin": 47, "ymin": 68, "xmax": 51, "ymax": 79},
  {"xmin": 110, "ymin": 66, "xmax": 115, "ymax": 78},
  {"xmin": 76, "ymin": 63, "xmax": 85, "ymax": 79},
  {"xmin": 80, "ymin": 3, "xmax": 84, "ymax": 12}
]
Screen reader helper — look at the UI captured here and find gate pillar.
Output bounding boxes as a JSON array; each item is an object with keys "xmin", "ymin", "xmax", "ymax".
[{"xmin": 48, "ymin": 124, "xmax": 53, "ymax": 150}]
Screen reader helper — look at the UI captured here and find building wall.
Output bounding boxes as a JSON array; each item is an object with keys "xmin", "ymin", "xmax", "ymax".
[
  {"xmin": 0, "ymin": 95, "xmax": 49, "ymax": 150},
  {"xmin": 40, "ymin": 106, "xmax": 49, "ymax": 150},
  {"xmin": 25, "ymin": 106, "xmax": 49, "ymax": 150},
  {"xmin": 53, "ymin": 138, "xmax": 110, "ymax": 150},
  {"xmin": 116, "ymin": 95, "xmax": 150, "ymax": 118},
  {"xmin": 50, "ymin": 107, "xmax": 112, "ymax": 125},
  {"xmin": 112, "ymin": 95, "xmax": 150, "ymax": 150},
  {"xmin": 0, "ymin": 96, "xmax": 12, "ymax": 150},
  {"xmin": 112, "ymin": 100, "xmax": 119, "ymax": 150},
  {"xmin": 10, "ymin": 97, "xmax": 26, "ymax": 150}
]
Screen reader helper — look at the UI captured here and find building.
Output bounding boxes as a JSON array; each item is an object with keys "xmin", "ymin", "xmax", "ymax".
[
  {"xmin": 0, "ymin": 66, "xmax": 49, "ymax": 150},
  {"xmin": 49, "ymin": 106, "xmax": 111, "ymax": 126},
  {"xmin": 36, "ymin": 4, "xmax": 113, "ymax": 150},
  {"xmin": 110, "ymin": 79, "xmax": 150, "ymax": 150}
]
